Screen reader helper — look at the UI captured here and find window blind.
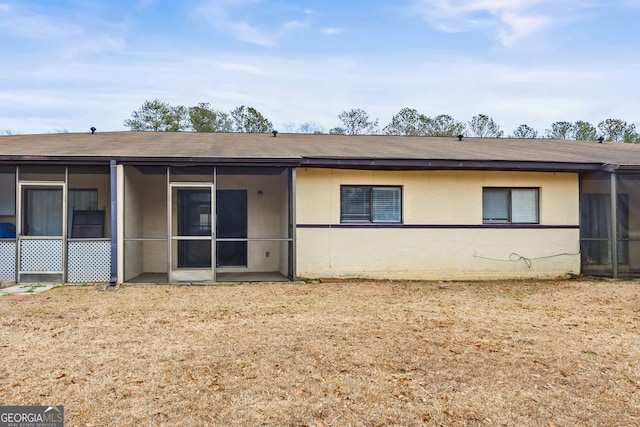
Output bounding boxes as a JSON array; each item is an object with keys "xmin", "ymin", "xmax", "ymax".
[
  {"xmin": 511, "ymin": 189, "xmax": 538, "ymax": 223},
  {"xmin": 340, "ymin": 187, "xmax": 370, "ymax": 222},
  {"xmin": 372, "ymin": 187, "xmax": 401, "ymax": 222},
  {"xmin": 482, "ymin": 189, "xmax": 509, "ymax": 222}
]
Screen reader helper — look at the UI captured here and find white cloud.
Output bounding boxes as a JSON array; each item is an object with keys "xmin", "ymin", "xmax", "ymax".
[
  {"xmin": 61, "ymin": 35, "xmax": 126, "ymax": 59},
  {"xmin": 0, "ymin": 3, "xmax": 82, "ymax": 40},
  {"xmin": 218, "ymin": 61, "xmax": 269, "ymax": 76},
  {"xmin": 195, "ymin": 0, "xmax": 308, "ymax": 47},
  {"xmin": 0, "ymin": 2, "xmax": 126, "ymax": 57},
  {"xmin": 497, "ymin": 12, "xmax": 549, "ymax": 46},
  {"xmin": 411, "ymin": 0, "xmax": 586, "ymax": 45},
  {"xmin": 322, "ymin": 27, "xmax": 343, "ymax": 35},
  {"xmin": 3, "ymin": 45, "xmax": 638, "ymax": 136},
  {"xmin": 283, "ymin": 20, "xmax": 308, "ymax": 31}
]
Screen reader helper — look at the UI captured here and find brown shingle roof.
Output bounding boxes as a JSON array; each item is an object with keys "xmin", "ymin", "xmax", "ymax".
[{"xmin": 1, "ymin": 131, "xmax": 639, "ymax": 171}]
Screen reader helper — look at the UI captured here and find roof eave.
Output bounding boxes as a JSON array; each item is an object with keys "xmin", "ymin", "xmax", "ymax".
[
  {"xmin": 0, "ymin": 155, "xmax": 302, "ymax": 168},
  {"xmin": 300, "ymin": 158, "xmax": 617, "ymax": 172}
]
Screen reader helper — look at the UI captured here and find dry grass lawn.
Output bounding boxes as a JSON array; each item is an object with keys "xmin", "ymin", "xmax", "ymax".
[{"xmin": 0, "ymin": 279, "xmax": 639, "ymax": 426}]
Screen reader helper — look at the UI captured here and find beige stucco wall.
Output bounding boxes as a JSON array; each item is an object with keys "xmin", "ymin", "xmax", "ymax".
[
  {"xmin": 217, "ymin": 172, "xmax": 288, "ymax": 273},
  {"xmin": 123, "ymin": 166, "xmax": 144, "ymax": 280},
  {"xmin": 122, "ymin": 167, "xmax": 168, "ymax": 279},
  {"xmin": 142, "ymin": 174, "xmax": 168, "ymax": 274},
  {"xmin": 296, "ymin": 169, "xmax": 580, "ymax": 280}
]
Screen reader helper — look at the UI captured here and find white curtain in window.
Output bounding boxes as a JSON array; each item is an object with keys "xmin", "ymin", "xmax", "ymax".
[
  {"xmin": 25, "ymin": 189, "xmax": 63, "ymax": 236},
  {"xmin": 512, "ymin": 189, "xmax": 538, "ymax": 223},
  {"xmin": 0, "ymin": 173, "xmax": 15, "ymax": 215}
]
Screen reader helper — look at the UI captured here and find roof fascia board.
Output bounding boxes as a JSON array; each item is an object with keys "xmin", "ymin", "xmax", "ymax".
[
  {"xmin": 0, "ymin": 156, "xmax": 302, "ymax": 167},
  {"xmin": 115, "ymin": 156, "xmax": 301, "ymax": 167},
  {"xmin": 300, "ymin": 158, "xmax": 616, "ymax": 172}
]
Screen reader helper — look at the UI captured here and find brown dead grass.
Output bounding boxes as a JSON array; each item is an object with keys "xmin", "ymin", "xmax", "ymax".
[{"xmin": 0, "ymin": 279, "xmax": 639, "ymax": 426}]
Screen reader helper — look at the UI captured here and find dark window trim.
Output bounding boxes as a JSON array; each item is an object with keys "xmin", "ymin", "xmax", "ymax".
[
  {"xmin": 340, "ymin": 185, "xmax": 403, "ymax": 224},
  {"xmin": 297, "ymin": 223, "xmax": 576, "ymax": 229},
  {"xmin": 482, "ymin": 187, "xmax": 540, "ymax": 225}
]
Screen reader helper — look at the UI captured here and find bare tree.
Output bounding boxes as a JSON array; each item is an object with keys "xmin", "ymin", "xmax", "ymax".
[
  {"xmin": 297, "ymin": 121, "xmax": 325, "ymax": 134},
  {"xmin": 336, "ymin": 108, "xmax": 379, "ymax": 135},
  {"xmin": 511, "ymin": 124, "xmax": 538, "ymax": 138},
  {"xmin": 545, "ymin": 121, "xmax": 574, "ymax": 139},
  {"xmin": 597, "ymin": 118, "xmax": 637, "ymax": 142},
  {"xmin": 467, "ymin": 114, "xmax": 504, "ymax": 137},
  {"xmin": 283, "ymin": 121, "xmax": 325, "ymax": 134}
]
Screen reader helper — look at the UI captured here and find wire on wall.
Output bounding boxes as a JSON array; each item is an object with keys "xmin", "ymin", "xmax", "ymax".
[{"xmin": 473, "ymin": 252, "xmax": 580, "ymax": 269}]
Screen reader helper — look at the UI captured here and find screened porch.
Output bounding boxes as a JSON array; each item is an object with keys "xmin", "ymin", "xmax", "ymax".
[
  {"xmin": 0, "ymin": 165, "xmax": 113, "ymax": 284},
  {"xmin": 121, "ymin": 165, "xmax": 295, "ymax": 283},
  {"xmin": 580, "ymin": 172, "xmax": 640, "ymax": 278}
]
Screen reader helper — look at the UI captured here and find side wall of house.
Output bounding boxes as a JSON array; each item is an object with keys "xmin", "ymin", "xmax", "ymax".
[{"xmin": 296, "ymin": 169, "xmax": 580, "ymax": 280}]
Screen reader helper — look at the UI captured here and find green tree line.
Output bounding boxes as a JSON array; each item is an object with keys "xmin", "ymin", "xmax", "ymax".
[
  {"xmin": 123, "ymin": 100, "xmax": 639, "ymax": 143},
  {"xmin": 124, "ymin": 100, "xmax": 273, "ymax": 133}
]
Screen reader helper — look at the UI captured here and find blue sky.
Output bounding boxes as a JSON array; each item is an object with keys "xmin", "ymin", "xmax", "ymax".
[{"xmin": 1, "ymin": 0, "xmax": 639, "ymax": 135}]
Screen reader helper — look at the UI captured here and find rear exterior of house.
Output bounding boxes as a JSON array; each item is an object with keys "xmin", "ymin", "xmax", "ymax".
[
  {"xmin": 1, "ymin": 132, "xmax": 639, "ymax": 284},
  {"xmin": 296, "ymin": 169, "xmax": 580, "ymax": 280}
]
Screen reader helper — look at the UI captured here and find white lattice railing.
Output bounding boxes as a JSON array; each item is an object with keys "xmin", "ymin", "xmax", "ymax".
[
  {"xmin": 0, "ymin": 240, "xmax": 16, "ymax": 281},
  {"xmin": 67, "ymin": 240, "xmax": 111, "ymax": 283},
  {"xmin": 20, "ymin": 239, "xmax": 63, "ymax": 272}
]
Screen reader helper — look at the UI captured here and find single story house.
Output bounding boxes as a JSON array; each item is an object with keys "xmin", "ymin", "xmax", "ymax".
[{"xmin": 0, "ymin": 131, "xmax": 639, "ymax": 284}]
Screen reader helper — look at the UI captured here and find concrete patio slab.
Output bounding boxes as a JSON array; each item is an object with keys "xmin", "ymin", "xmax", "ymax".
[{"xmin": 0, "ymin": 283, "xmax": 57, "ymax": 297}]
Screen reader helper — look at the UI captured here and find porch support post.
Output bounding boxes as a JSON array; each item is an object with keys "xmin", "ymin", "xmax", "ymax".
[
  {"xmin": 289, "ymin": 167, "xmax": 296, "ymax": 280},
  {"xmin": 14, "ymin": 166, "xmax": 19, "ymax": 283},
  {"xmin": 116, "ymin": 163, "xmax": 126, "ymax": 284},
  {"xmin": 166, "ymin": 167, "xmax": 171, "ymax": 283},
  {"xmin": 110, "ymin": 160, "xmax": 118, "ymax": 283},
  {"xmin": 63, "ymin": 167, "xmax": 68, "ymax": 283},
  {"xmin": 610, "ymin": 171, "xmax": 618, "ymax": 279}
]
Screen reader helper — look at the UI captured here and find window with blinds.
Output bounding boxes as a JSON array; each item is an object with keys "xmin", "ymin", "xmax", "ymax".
[
  {"xmin": 340, "ymin": 186, "xmax": 401, "ymax": 223},
  {"xmin": 482, "ymin": 188, "xmax": 539, "ymax": 224}
]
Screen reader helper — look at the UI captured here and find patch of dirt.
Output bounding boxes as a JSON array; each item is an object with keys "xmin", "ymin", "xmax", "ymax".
[
  {"xmin": 0, "ymin": 279, "xmax": 638, "ymax": 426},
  {"xmin": 0, "ymin": 294, "xmax": 31, "ymax": 301}
]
